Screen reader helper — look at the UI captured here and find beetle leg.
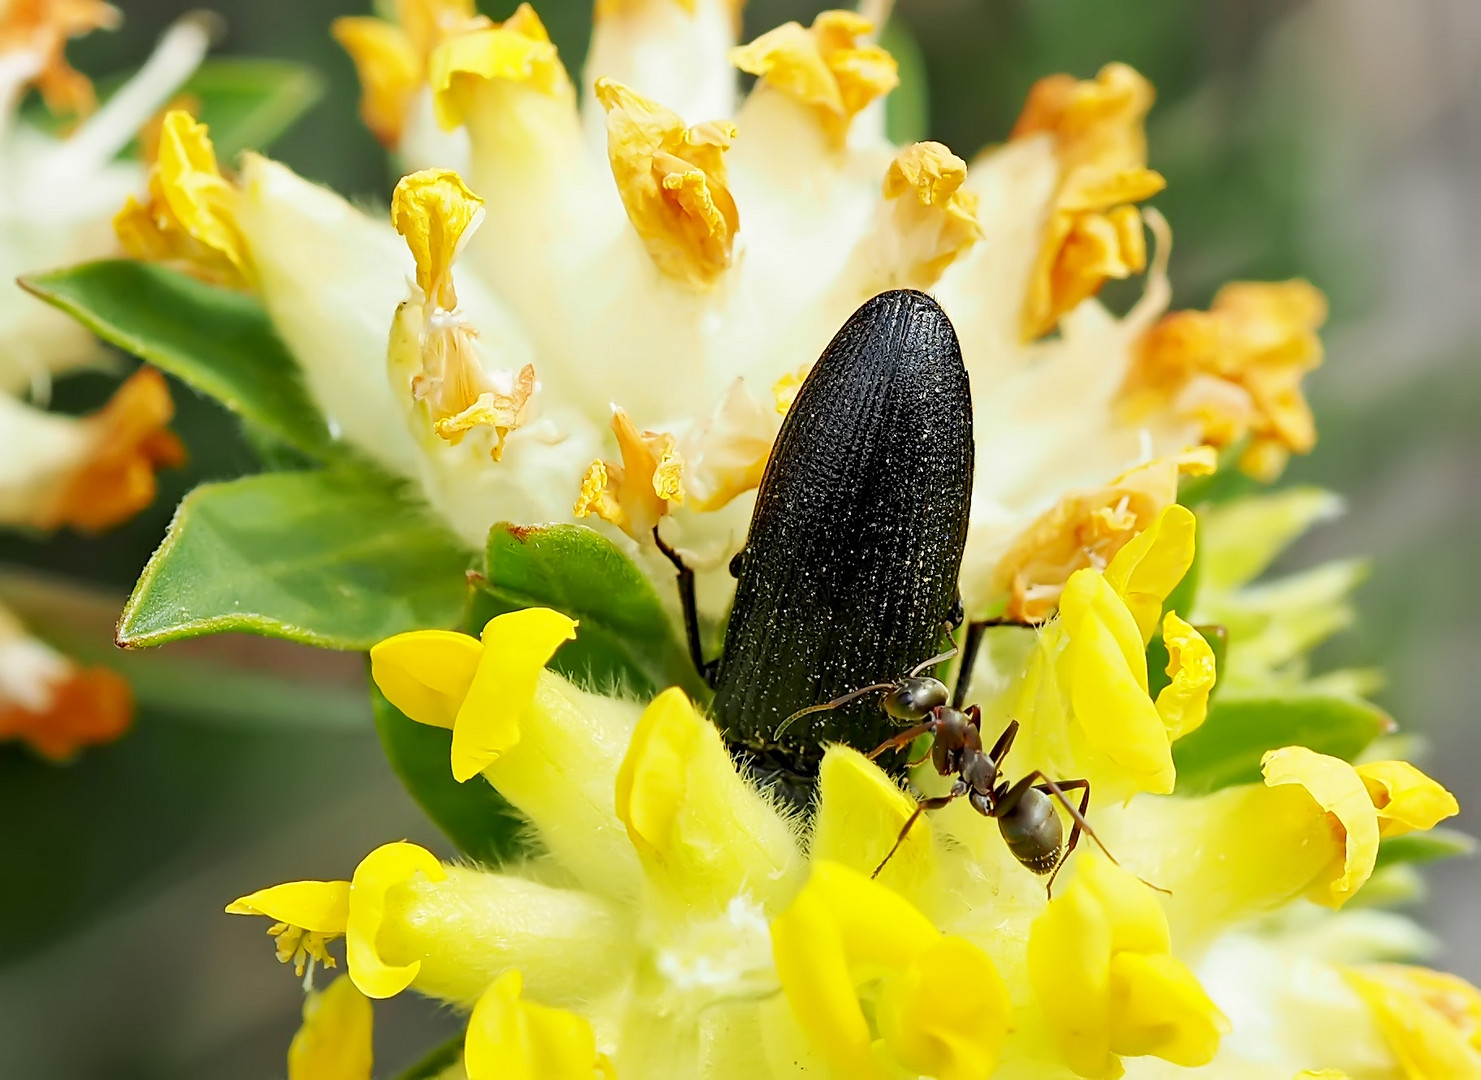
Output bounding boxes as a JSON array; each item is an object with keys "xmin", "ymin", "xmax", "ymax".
[
  {"xmin": 866, "ymin": 721, "xmax": 936, "ymax": 760},
  {"xmin": 653, "ymin": 526, "xmax": 716, "ymax": 686},
  {"xmin": 872, "ymin": 783, "xmax": 963, "ymax": 878}
]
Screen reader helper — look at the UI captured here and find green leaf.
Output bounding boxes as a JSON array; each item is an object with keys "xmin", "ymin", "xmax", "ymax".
[
  {"xmin": 21, "ymin": 260, "xmax": 335, "ymax": 460},
  {"xmin": 179, "ymin": 59, "xmax": 323, "ymax": 159},
  {"xmin": 1172, "ymin": 692, "xmax": 1393, "ymax": 796},
  {"xmin": 373, "ymin": 684, "xmax": 525, "ymax": 866},
  {"xmin": 119, "ymin": 470, "xmax": 472, "ymax": 650},
  {"xmin": 1375, "ymin": 828, "xmax": 1476, "ymax": 870},
  {"xmin": 469, "ymin": 523, "xmax": 706, "ymax": 700}
]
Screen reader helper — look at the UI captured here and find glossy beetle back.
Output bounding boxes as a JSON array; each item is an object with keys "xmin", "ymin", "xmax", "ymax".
[{"xmin": 711, "ymin": 290, "xmax": 973, "ymax": 789}]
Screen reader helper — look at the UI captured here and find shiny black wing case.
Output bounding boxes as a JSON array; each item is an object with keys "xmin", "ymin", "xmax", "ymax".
[{"xmin": 711, "ymin": 289, "xmax": 974, "ymax": 786}]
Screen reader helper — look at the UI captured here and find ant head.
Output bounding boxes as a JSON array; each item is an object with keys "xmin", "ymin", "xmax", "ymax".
[{"xmin": 882, "ymin": 676, "xmax": 949, "ymax": 722}]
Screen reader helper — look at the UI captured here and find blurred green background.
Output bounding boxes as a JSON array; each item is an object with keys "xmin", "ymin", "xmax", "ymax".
[{"xmin": 2, "ymin": 0, "xmax": 1477, "ymax": 1075}]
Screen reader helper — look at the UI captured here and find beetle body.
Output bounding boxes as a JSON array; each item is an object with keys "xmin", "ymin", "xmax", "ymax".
[{"xmin": 710, "ymin": 290, "xmax": 973, "ymax": 797}]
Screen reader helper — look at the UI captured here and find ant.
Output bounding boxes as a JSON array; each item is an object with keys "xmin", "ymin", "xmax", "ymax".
[{"xmin": 781, "ymin": 640, "xmax": 1125, "ymax": 898}]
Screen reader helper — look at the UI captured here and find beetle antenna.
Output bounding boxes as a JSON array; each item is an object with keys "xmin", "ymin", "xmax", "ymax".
[
  {"xmin": 908, "ymin": 645, "xmax": 957, "ymax": 678},
  {"xmin": 775, "ymin": 683, "xmax": 896, "ymax": 738}
]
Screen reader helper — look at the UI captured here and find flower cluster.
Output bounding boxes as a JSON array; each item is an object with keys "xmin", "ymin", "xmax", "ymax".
[
  {"xmin": 0, "ymin": 1, "xmax": 209, "ymax": 757},
  {"xmin": 109, "ymin": 0, "xmax": 1331, "ymax": 629},
  {"xmin": 230, "ymin": 509, "xmax": 1466, "ymax": 1078}
]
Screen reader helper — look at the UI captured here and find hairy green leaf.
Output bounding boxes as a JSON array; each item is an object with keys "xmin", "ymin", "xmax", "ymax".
[
  {"xmin": 373, "ymin": 685, "xmax": 525, "ymax": 866},
  {"xmin": 469, "ymin": 523, "xmax": 706, "ymax": 700},
  {"xmin": 21, "ymin": 260, "xmax": 334, "ymax": 459},
  {"xmin": 1173, "ymin": 692, "xmax": 1393, "ymax": 796},
  {"xmin": 119, "ymin": 470, "xmax": 471, "ymax": 650}
]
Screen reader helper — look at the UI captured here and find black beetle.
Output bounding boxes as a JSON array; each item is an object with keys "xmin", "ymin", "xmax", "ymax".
[{"xmin": 665, "ymin": 289, "xmax": 974, "ymax": 803}]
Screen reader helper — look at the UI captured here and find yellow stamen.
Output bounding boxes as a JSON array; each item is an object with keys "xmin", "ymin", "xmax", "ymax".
[
  {"xmin": 596, "ymin": 78, "xmax": 739, "ymax": 289},
  {"xmin": 0, "ymin": 0, "xmax": 120, "ymax": 116},
  {"xmin": 573, "ymin": 407, "xmax": 685, "ymax": 543},
  {"xmin": 1122, "ymin": 279, "xmax": 1329, "ymax": 480},
  {"xmin": 876, "ymin": 141, "xmax": 982, "ymax": 290},
  {"xmin": 729, "ymin": 10, "xmax": 898, "ymax": 147},
  {"xmin": 1012, "ymin": 63, "xmax": 1165, "ymax": 339},
  {"xmin": 114, "ymin": 111, "xmax": 249, "ymax": 287}
]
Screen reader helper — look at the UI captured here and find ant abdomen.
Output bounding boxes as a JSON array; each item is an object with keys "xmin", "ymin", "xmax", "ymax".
[
  {"xmin": 882, "ymin": 676, "xmax": 949, "ymax": 722},
  {"xmin": 997, "ymin": 786, "xmax": 1064, "ymax": 876}
]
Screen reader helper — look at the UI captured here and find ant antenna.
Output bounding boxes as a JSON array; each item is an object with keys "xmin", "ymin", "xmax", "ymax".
[{"xmin": 773, "ymin": 643, "xmax": 959, "ymax": 740}]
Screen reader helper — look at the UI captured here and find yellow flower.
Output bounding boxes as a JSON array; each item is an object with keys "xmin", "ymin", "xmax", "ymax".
[
  {"xmin": 772, "ymin": 860, "xmax": 1009, "ymax": 1080},
  {"xmin": 1028, "ymin": 854, "xmax": 1227, "ymax": 1076},
  {"xmin": 233, "ymin": 608, "xmax": 1462, "ymax": 1079},
  {"xmin": 595, "ymin": 77, "xmax": 739, "ymax": 289},
  {"xmin": 1344, "ymin": 964, "xmax": 1481, "ymax": 1077},
  {"xmin": 225, "ymin": 879, "xmax": 350, "ymax": 977},
  {"xmin": 728, "ymin": 10, "xmax": 898, "ymax": 147},
  {"xmin": 114, "ymin": 111, "xmax": 250, "ymax": 288},
  {"xmin": 574, "ymin": 407, "xmax": 686, "ymax": 541},
  {"xmin": 465, "ymin": 970, "xmax": 614, "ymax": 1080},
  {"xmin": 987, "ymin": 449, "xmax": 1214, "ymax": 623},
  {"xmin": 1011, "ymin": 63, "xmax": 1166, "ymax": 341},
  {"xmin": 1121, "ymin": 279, "xmax": 1329, "ymax": 479},
  {"xmin": 287, "ymin": 975, "xmax": 374, "ymax": 1080}
]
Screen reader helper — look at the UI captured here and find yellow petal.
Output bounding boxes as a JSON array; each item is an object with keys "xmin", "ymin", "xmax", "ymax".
[
  {"xmin": 1032, "ymin": 854, "xmax": 1224, "ymax": 1075},
  {"xmin": 573, "ymin": 408, "xmax": 684, "ymax": 543},
  {"xmin": 729, "ymin": 10, "xmax": 897, "ymax": 146},
  {"xmin": 391, "ymin": 168, "xmax": 485, "ymax": 310},
  {"xmin": 428, "ymin": 4, "xmax": 570, "ymax": 130},
  {"xmin": 614, "ymin": 686, "xmax": 800, "ymax": 911},
  {"xmin": 1108, "ymin": 951, "xmax": 1226, "ymax": 1065},
  {"xmin": 1262, "ymin": 747, "xmax": 1379, "ymax": 908},
  {"xmin": 226, "ymin": 880, "xmax": 351, "ymax": 933},
  {"xmin": 595, "ymin": 78, "xmax": 739, "ymax": 289},
  {"xmin": 1028, "ymin": 871, "xmax": 1115, "ymax": 1077},
  {"xmin": 465, "ymin": 970, "xmax": 613, "ymax": 1080},
  {"xmin": 115, "ymin": 111, "xmax": 250, "ymax": 286},
  {"xmin": 1011, "ymin": 63, "xmax": 1163, "ymax": 338},
  {"xmin": 876, "ymin": 934, "xmax": 1009, "ymax": 1080},
  {"xmin": 288, "ymin": 975, "xmax": 374, "ymax": 1080},
  {"xmin": 369, "ymin": 629, "xmax": 483, "ymax": 730},
  {"xmin": 332, "ymin": 17, "xmax": 423, "ymax": 147},
  {"xmin": 1061, "ymin": 569, "xmax": 1174, "ymax": 794},
  {"xmin": 680, "ymin": 379, "xmax": 776, "ymax": 512},
  {"xmin": 1354, "ymin": 760, "xmax": 1459, "ymax": 839},
  {"xmin": 1103, "ymin": 504, "xmax": 1198, "ymax": 643},
  {"xmin": 1343, "ymin": 964, "xmax": 1481, "ymax": 1077},
  {"xmin": 812, "ymin": 745, "xmax": 933, "ymax": 896},
  {"xmin": 771, "ymin": 860, "xmax": 941, "ymax": 1080},
  {"xmin": 1155, "ymin": 612, "xmax": 1216, "ymax": 742},
  {"xmin": 346, "ymin": 842, "xmax": 447, "ymax": 999},
  {"xmin": 451, "ymin": 609, "xmax": 578, "ymax": 782},
  {"xmin": 871, "ymin": 141, "xmax": 983, "ymax": 290}
]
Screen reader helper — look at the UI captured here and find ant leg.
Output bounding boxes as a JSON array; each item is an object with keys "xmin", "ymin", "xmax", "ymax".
[
  {"xmin": 1032, "ymin": 777, "xmax": 1172, "ymax": 898},
  {"xmin": 653, "ymin": 527, "xmax": 715, "ymax": 686},
  {"xmin": 986, "ymin": 717, "xmax": 1019, "ymax": 763},
  {"xmin": 867, "ymin": 721, "xmax": 936, "ymax": 761},
  {"xmin": 872, "ymin": 786, "xmax": 962, "ymax": 878}
]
